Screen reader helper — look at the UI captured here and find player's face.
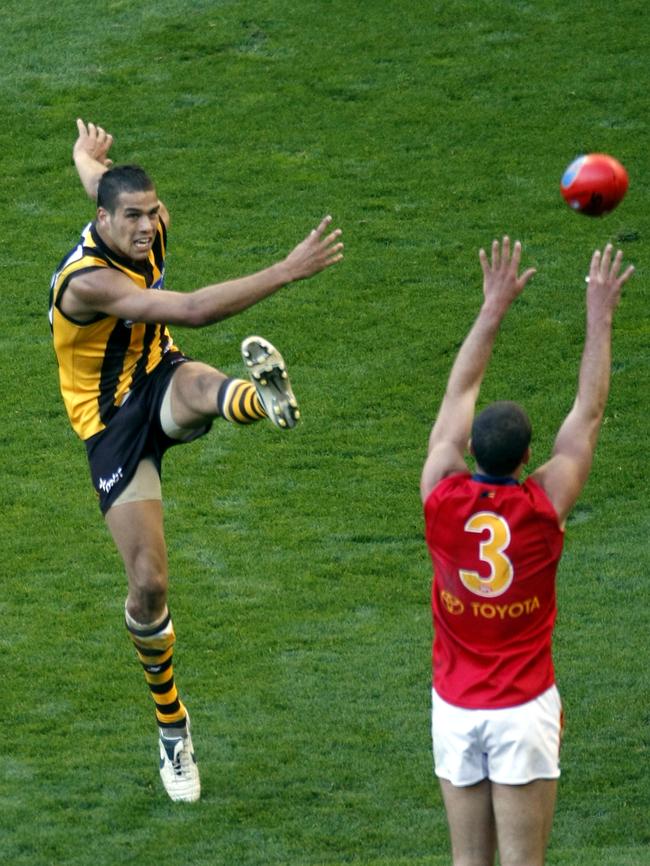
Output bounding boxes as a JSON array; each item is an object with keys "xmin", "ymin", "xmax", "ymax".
[{"xmin": 97, "ymin": 189, "xmax": 161, "ymax": 261}]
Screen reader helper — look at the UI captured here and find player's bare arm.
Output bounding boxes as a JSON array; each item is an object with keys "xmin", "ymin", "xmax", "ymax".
[
  {"xmin": 532, "ymin": 244, "xmax": 634, "ymax": 525},
  {"xmin": 420, "ymin": 237, "xmax": 536, "ymax": 501},
  {"xmin": 73, "ymin": 119, "xmax": 170, "ymax": 225},
  {"xmin": 62, "ymin": 215, "xmax": 343, "ymax": 326}
]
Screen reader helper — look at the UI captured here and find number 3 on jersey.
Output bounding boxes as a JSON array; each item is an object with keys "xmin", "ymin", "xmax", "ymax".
[{"xmin": 459, "ymin": 511, "xmax": 514, "ymax": 598}]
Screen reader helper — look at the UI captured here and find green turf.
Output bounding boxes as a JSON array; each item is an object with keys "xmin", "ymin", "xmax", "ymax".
[{"xmin": 1, "ymin": 0, "xmax": 649, "ymax": 863}]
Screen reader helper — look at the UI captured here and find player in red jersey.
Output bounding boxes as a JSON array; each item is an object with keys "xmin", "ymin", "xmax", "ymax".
[{"xmin": 420, "ymin": 237, "xmax": 634, "ymax": 866}]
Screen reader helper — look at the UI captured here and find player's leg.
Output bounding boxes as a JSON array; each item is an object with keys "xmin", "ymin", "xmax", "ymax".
[
  {"xmin": 483, "ymin": 686, "xmax": 562, "ymax": 863},
  {"xmin": 162, "ymin": 361, "xmax": 227, "ymax": 431},
  {"xmin": 106, "ymin": 495, "xmax": 168, "ymax": 622},
  {"xmin": 438, "ymin": 779, "xmax": 497, "ymax": 866},
  {"xmin": 432, "ymin": 688, "xmax": 496, "ymax": 865},
  {"xmin": 162, "ymin": 360, "xmax": 267, "ymax": 429},
  {"xmin": 491, "ymin": 779, "xmax": 557, "ymax": 866},
  {"xmin": 105, "ymin": 495, "xmax": 200, "ymax": 803},
  {"xmin": 162, "ymin": 337, "xmax": 300, "ymax": 434}
]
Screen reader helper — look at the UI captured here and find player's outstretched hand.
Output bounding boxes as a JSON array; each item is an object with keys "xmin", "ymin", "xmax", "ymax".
[
  {"xmin": 283, "ymin": 216, "xmax": 343, "ymax": 281},
  {"xmin": 586, "ymin": 244, "xmax": 634, "ymax": 314},
  {"xmin": 479, "ymin": 236, "xmax": 536, "ymax": 313},
  {"xmin": 73, "ymin": 118, "xmax": 114, "ymax": 168}
]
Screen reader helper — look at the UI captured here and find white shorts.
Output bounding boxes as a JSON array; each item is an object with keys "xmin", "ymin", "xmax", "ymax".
[{"xmin": 432, "ymin": 685, "xmax": 563, "ymax": 786}]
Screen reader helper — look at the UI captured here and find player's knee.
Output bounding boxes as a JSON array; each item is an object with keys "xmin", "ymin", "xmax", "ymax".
[
  {"xmin": 190, "ymin": 368, "xmax": 225, "ymax": 405},
  {"xmin": 174, "ymin": 363, "xmax": 223, "ymax": 398},
  {"xmin": 165, "ymin": 364, "xmax": 225, "ymax": 428},
  {"xmin": 127, "ymin": 585, "xmax": 168, "ymax": 623},
  {"xmin": 127, "ymin": 560, "xmax": 169, "ymax": 622}
]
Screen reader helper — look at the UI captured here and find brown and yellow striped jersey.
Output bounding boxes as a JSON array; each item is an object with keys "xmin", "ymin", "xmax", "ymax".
[{"xmin": 49, "ymin": 220, "xmax": 178, "ymax": 440}]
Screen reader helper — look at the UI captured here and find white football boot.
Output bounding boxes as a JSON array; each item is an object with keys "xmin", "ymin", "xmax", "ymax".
[
  {"xmin": 241, "ymin": 336, "xmax": 300, "ymax": 429},
  {"xmin": 158, "ymin": 715, "xmax": 201, "ymax": 803}
]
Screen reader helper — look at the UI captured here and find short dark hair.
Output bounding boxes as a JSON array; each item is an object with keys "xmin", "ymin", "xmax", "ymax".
[
  {"xmin": 97, "ymin": 164, "xmax": 156, "ymax": 213},
  {"xmin": 471, "ymin": 401, "xmax": 532, "ymax": 476}
]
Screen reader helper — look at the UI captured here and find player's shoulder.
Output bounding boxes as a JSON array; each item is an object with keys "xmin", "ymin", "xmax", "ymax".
[
  {"xmin": 423, "ymin": 470, "xmax": 472, "ymax": 505},
  {"xmin": 521, "ymin": 475, "xmax": 563, "ymax": 524},
  {"xmin": 53, "ymin": 240, "xmax": 111, "ymax": 294}
]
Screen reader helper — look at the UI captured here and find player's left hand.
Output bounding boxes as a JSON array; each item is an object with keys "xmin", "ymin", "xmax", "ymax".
[
  {"xmin": 73, "ymin": 118, "xmax": 114, "ymax": 168},
  {"xmin": 283, "ymin": 215, "xmax": 344, "ymax": 281}
]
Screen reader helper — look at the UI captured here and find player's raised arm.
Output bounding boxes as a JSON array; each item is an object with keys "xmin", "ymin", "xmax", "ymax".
[
  {"xmin": 72, "ymin": 119, "xmax": 170, "ymax": 225},
  {"xmin": 531, "ymin": 244, "xmax": 634, "ymax": 525},
  {"xmin": 420, "ymin": 237, "xmax": 535, "ymax": 501},
  {"xmin": 73, "ymin": 119, "xmax": 115, "ymax": 201}
]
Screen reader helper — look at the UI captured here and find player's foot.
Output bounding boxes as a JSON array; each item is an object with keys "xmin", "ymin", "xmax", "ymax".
[
  {"xmin": 158, "ymin": 716, "xmax": 201, "ymax": 803},
  {"xmin": 241, "ymin": 336, "xmax": 300, "ymax": 429}
]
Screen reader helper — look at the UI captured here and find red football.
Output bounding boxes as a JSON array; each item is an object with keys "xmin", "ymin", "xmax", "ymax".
[{"xmin": 560, "ymin": 153, "xmax": 628, "ymax": 216}]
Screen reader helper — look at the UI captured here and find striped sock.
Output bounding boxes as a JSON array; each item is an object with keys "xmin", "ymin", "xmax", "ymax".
[
  {"xmin": 125, "ymin": 606, "xmax": 187, "ymax": 731},
  {"xmin": 217, "ymin": 377, "xmax": 266, "ymax": 424}
]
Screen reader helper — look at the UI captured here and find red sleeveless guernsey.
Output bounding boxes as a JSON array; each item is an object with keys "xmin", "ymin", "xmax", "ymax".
[{"xmin": 424, "ymin": 472, "xmax": 564, "ymax": 709}]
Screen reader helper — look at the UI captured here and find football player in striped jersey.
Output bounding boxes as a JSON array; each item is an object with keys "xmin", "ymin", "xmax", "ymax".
[{"xmin": 50, "ymin": 119, "xmax": 343, "ymax": 802}]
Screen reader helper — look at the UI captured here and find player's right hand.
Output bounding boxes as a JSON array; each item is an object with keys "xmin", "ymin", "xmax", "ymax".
[{"xmin": 73, "ymin": 118, "xmax": 114, "ymax": 167}]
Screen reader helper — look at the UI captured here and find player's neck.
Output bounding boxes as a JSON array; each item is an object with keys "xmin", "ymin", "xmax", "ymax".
[{"xmin": 472, "ymin": 469, "xmax": 519, "ymax": 486}]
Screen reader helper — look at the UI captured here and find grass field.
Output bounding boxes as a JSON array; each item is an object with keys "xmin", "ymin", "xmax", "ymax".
[{"xmin": 1, "ymin": 0, "xmax": 649, "ymax": 863}]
